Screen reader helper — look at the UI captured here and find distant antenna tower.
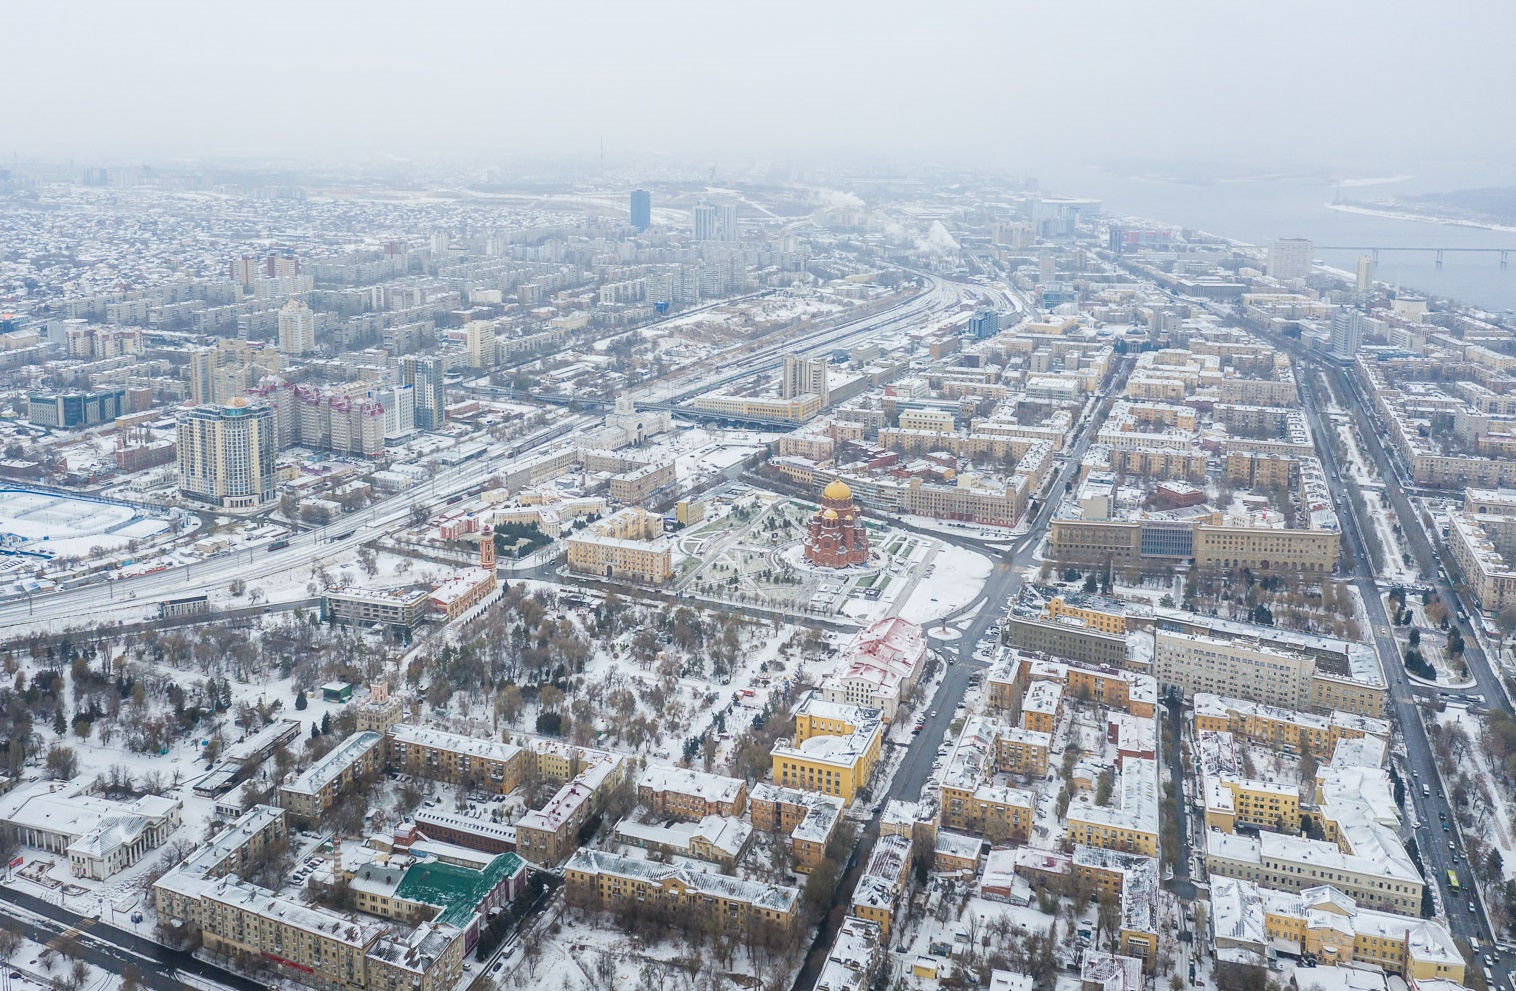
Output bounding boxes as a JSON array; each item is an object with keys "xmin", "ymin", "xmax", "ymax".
[{"xmin": 599, "ymin": 135, "xmax": 604, "ymax": 175}]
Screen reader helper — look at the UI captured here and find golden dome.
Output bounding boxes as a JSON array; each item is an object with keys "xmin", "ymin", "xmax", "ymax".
[
  {"xmin": 822, "ymin": 479, "xmax": 852, "ymax": 502},
  {"xmin": 822, "ymin": 508, "xmax": 839, "ymax": 520}
]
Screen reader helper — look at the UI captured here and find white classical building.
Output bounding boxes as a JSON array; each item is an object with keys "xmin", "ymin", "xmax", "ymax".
[
  {"xmin": 820, "ymin": 617, "xmax": 929, "ymax": 722},
  {"xmin": 1, "ymin": 787, "xmax": 183, "ymax": 879}
]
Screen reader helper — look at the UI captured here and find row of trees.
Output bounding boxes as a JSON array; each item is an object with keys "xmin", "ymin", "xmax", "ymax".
[{"xmin": 1183, "ymin": 570, "xmax": 1361, "ymax": 640}]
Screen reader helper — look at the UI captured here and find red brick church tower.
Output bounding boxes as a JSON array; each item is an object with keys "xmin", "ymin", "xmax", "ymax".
[{"xmin": 804, "ymin": 479, "xmax": 869, "ymax": 568}]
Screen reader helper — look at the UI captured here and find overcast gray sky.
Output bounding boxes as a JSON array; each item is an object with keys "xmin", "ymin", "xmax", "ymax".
[{"xmin": 3, "ymin": 0, "xmax": 1511, "ymax": 180}]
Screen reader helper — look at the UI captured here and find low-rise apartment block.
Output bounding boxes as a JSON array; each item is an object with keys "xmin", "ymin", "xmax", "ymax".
[
  {"xmin": 1154, "ymin": 615, "xmax": 1385, "ymax": 717},
  {"xmin": 850, "ymin": 833, "xmax": 912, "ymax": 937},
  {"xmin": 1019, "ymin": 681, "xmax": 1063, "ymax": 734},
  {"xmin": 387, "ymin": 724, "xmax": 525, "ymax": 794},
  {"xmin": 748, "ymin": 784, "xmax": 844, "ymax": 873},
  {"xmin": 565, "ymin": 506, "xmax": 674, "ymax": 585},
  {"xmin": 988, "ymin": 655, "xmax": 1157, "ymax": 720},
  {"xmin": 277, "ymin": 730, "xmax": 385, "ymax": 824},
  {"xmin": 613, "ymin": 815, "xmax": 752, "ymax": 867},
  {"xmin": 608, "ymin": 459, "xmax": 677, "ymax": 505},
  {"xmin": 1192, "ymin": 693, "xmax": 1389, "ymax": 759},
  {"xmin": 1253, "ymin": 882, "xmax": 1463, "ymax": 983},
  {"xmin": 771, "ymin": 697, "xmax": 883, "ymax": 803},
  {"xmin": 154, "ymin": 803, "xmax": 499, "ymax": 991},
  {"xmin": 814, "ymin": 918, "xmax": 885, "ymax": 991},
  {"xmin": 1072, "ymin": 846, "xmax": 1159, "ymax": 971},
  {"xmin": 993, "ymin": 726, "xmax": 1052, "ymax": 777},
  {"xmin": 515, "ymin": 747, "xmax": 628, "ymax": 865},
  {"xmin": 565, "ymin": 849, "xmax": 799, "ymax": 930},
  {"xmin": 937, "ymin": 717, "xmax": 1036, "ymax": 841},
  {"xmin": 637, "ymin": 764, "xmax": 748, "ymax": 820},
  {"xmin": 1065, "ymin": 758, "xmax": 1160, "ymax": 857}
]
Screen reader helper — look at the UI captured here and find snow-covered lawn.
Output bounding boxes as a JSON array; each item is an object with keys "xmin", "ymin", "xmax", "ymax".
[
  {"xmin": 0, "ymin": 488, "xmax": 172, "ymax": 559},
  {"xmin": 895, "ymin": 545, "xmax": 993, "ymax": 627},
  {"xmin": 1431, "ymin": 704, "xmax": 1516, "ymax": 885}
]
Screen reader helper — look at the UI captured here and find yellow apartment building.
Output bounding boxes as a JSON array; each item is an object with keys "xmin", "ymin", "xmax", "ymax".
[
  {"xmin": 387, "ymin": 724, "xmax": 524, "ymax": 795},
  {"xmin": 994, "ymin": 726, "xmax": 1051, "ymax": 777},
  {"xmin": 1066, "ymin": 758, "xmax": 1160, "ymax": 857},
  {"xmin": 1261, "ymin": 885, "xmax": 1463, "ymax": 983},
  {"xmin": 565, "ymin": 849, "xmax": 798, "ymax": 930},
  {"xmin": 771, "ymin": 698, "xmax": 883, "ymax": 803},
  {"xmin": 748, "ymin": 784, "xmax": 844, "ymax": 873}
]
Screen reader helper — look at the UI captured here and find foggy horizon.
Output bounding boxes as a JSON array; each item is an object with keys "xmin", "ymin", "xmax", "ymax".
[
  {"xmin": 3, "ymin": 2, "xmax": 1516, "ymax": 985},
  {"xmin": 4, "ymin": 0, "xmax": 1515, "ymax": 186}
]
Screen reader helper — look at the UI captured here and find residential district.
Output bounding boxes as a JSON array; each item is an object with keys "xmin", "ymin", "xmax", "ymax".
[{"xmin": 0, "ymin": 161, "xmax": 1512, "ymax": 991}]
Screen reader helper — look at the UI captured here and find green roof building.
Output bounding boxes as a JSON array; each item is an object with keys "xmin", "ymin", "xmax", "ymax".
[{"xmin": 393, "ymin": 852, "xmax": 525, "ymax": 950}]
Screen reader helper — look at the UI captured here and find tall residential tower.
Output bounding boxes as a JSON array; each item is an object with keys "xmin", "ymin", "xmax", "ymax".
[
  {"xmin": 177, "ymin": 399, "xmax": 277, "ymax": 509},
  {"xmin": 1267, "ymin": 238, "xmax": 1313, "ymax": 281},
  {"xmin": 630, "ymin": 189, "xmax": 651, "ymax": 230}
]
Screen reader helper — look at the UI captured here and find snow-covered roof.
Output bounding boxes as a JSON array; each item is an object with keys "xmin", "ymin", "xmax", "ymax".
[
  {"xmin": 775, "ymin": 698, "xmax": 882, "ymax": 770},
  {"xmin": 1078, "ymin": 951, "xmax": 1144, "ymax": 991},
  {"xmin": 282, "ymin": 731, "xmax": 384, "ymax": 796},
  {"xmin": 518, "ymin": 754, "xmax": 624, "ymax": 834},
  {"xmin": 797, "ymin": 696, "xmax": 878, "ymax": 726},
  {"xmin": 1210, "ymin": 876, "xmax": 1268, "ymax": 949},
  {"xmin": 1263, "ymin": 884, "xmax": 1462, "ymax": 967},
  {"xmin": 181, "ymin": 804, "xmax": 286, "ymax": 878},
  {"xmin": 1153, "ymin": 608, "xmax": 1384, "ymax": 689},
  {"xmin": 988, "ymin": 972, "xmax": 1034, "ymax": 991},
  {"xmin": 863, "ymin": 833, "xmax": 911, "ymax": 888},
  {"xmin": 6, "ymin": 789, "xmax": 179, "ymax": 848},
  {"xmin": 940, "ymin": 715, "xmax": 1001, "ymax": 793},
  {"xmin": 1194, "ymin": 692, "xmax": 1391, "ymax": 742},
  {"xmin": 1022, "ymin": 680, "xmax": 1063, "ymax": 716},
  {"xmin": 832, "ymin": 617, "xmax": 927, "ymax": 689},
  {"xmin": 879, "ymin": 799, "xmax": 920, "ymax": 830},
  {"xmin": 366, "ymin": 921, "xmax": 462, "ymax": 976},
  {"xmin": 67, "ymin": 813, "xmax": 153, "ymax": 861},
  {"xmin": 850, "ymin": 872, "xmax": 896, "ymax": 914},
  {"xmin": 390, "ymin": 723, "xmax": 522, "ymax": 765},
  {"xmin": 414, "ymin": 808, "xmax": 516, "ymax": 846},
  {"xmin": 934, "ymin": 830, "xmax": 981, "ymax": 862},
  {"xmin": 565, "ymin": 848, "xmax": 798, "ymax": 913},
  {"xmin": 204, "ymin": 874, "xmax": 385, "ymax": 947},
  {"xmin": 220, "ymin": 719, "xmax": 303, "ymax": 765},
  {"xmin": 614, "ymin": 815, "xmax": 751, "ymax": 861},
  {"xmin": 1107, "ymin": 712, "xmax": 1155, "ymax": 755},
  {"xmin": 1072, "ymin": 845, "xmax": 1157, "ymax": 935},
  {"xmin": 1067, "ymin": 757, "xmax": 1159, "ymax": 839},
  {"xmin": 637, "ymin": 764, "xmax": 746, "ymax": 806},
  {"xmin": 816, "ymin": 917, "xmax": 882, "ymax": 991},
  {"xmin": 428, "ymin": 567, "xmax": 494, "ymax": 607},
  {"xmin": 1328, "ymin": 734, "xmax": 1385, "ymax": 768}
]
